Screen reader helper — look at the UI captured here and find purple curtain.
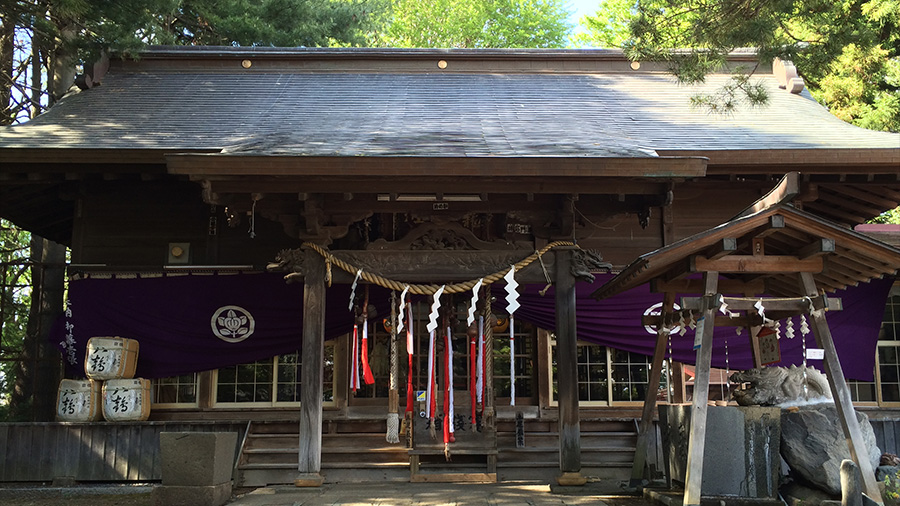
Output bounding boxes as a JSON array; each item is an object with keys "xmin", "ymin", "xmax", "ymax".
[
  {"xmin": 509, "ymin": 274, "xmax": 893, "ymax": 382},
  {"xmin": 52, "ymin": 272, "xmax": 891, "ymax": 381},
  {"xmin": 53, "ymin": 272, "xmax": 389, "ymax": 379}
]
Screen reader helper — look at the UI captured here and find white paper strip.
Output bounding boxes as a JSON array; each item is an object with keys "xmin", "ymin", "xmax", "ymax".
[
  {"xmin": 504, "ymin": 266, "xmax": 519, "ymax": 315},
  {"xmin": 426, "ymin": 328, "xmax": 436, "ymax": 418},
  {"xmin": 510, "ymin": 315, "xmax": 516, "ymax": 406},
  {"xmin": 426, "ymin": 285, "xmax": 445, "ymax": 334},
  {"xmin": 398, "ymin": 286, "xmax": 410, "ymax": 332},
  {"xmin": 349, "ymin": 269, "xmax": 362, "ymax": 311},
  {"xmin": 406, "ymin": 302, "xmax": 414, "ymax": 355},
  {"xmin": 351, "ymin": 324, "xmax": 360, "ymax": 390},
  {"xmin": 476, "ymin": 315, "xmax": 484, "ymax": 403},
  {"xmin": 447, "ymin": 326, "xmax": 455, "ymax": 434},
  {"xmin": 806, "ymin": 348, "xmax": 825, "ymax": 360},
  {"xmin": 467, "ymin": 278, "xmax": 483, "ymax": 326}
]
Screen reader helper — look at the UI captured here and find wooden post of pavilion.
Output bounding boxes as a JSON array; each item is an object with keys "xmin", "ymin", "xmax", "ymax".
[
  {"xmin": 630, "ymin": 291, "xmax": 676, "ymax": 487},
  {"xmin": 682, "ymin": 271, "xmax": 720, "ymax": 506},
  {"xmin": 296, "ymin": 248, "xmax": 326, "ymax": 487},
  {"xmin": 590, "ymin": 197, "xmax": 900, "ymax": 506},
  {"xmin": 799, "ymin": 272, "xmax": 882, "ymax": 503},
  {"xmin": 555, "ymin": 248, "xmax": 586, "ymax": 486}
]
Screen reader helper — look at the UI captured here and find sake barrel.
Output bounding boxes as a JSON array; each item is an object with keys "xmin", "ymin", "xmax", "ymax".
[
  {"xmin": 84, "ymin": 336, "xmax": 139, "ymax": 380},
  {"xmin": 102, "ymin": 378, "xmax": 151, "ymax": 422},
  {"xmin": 56, "ymin": 379, "xmax": 102, "ymax": 422}
]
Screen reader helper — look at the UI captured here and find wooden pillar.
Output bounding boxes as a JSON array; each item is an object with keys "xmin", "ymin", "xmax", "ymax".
[
  {"xmin": 746, "ymin": 290, "xmax": 764, "ymax": 367},
  {"xmin": 799, "ymin": 273, "xmax": 883, "ymax": 504},
  {"xmin": 297, "ymin": 248, "xmax": 325, "ymax": 486},
  {"xmin": 555, "ymin": 248, "xmax": 585, "ymax": 485},
  {"xmin": 683, "ymin": 271, "xmax": 719, "ymax": 506},
  {"xmin": 630, "ymin": 291, "xmax": 676, "ymax": 487},
  {"xmin": 672, "ymin": 362, "xmax": 687, "ymax": 404}
]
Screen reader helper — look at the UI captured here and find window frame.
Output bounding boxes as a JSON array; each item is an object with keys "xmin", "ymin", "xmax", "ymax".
[{"xmin": 548, "ymin": 337, "xmax": 670, "ymax": 407}]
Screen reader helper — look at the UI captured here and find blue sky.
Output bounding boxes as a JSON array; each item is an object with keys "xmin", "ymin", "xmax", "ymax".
[
  {"xmin": 569, "ymin": 0, "xmax": 599, "ymax": 23},
  {"xmin": 567, "ymin": 0, "xmax": 600, "ymax": 43}
]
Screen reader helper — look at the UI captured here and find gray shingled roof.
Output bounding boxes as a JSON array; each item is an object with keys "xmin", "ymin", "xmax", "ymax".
[{"xmin": 1, "ymin": 48, "xmax": 898, "ymax": 157}]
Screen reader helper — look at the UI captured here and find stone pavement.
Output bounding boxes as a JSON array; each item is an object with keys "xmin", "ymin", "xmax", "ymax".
[{"xmin": 226, "ymin": 480, "xmax": 654, "ymax": 506}]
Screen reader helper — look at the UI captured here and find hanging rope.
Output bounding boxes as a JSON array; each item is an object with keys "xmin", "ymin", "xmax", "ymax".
[{"xmin": 301, "ymin": 240, "xmax": 576, "ymax": 295}]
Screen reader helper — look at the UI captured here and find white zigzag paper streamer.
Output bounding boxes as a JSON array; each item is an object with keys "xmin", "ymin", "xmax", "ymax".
[
  {"xmin": 504, "ymin": 266, "xmax": 519, "ymax": 315},
  {"xmin": 467, "ymin": 278, "xmax": 483, "ymax": 326},
  {"xmin": 755, "ymin": 299, "xmax": 770, "ymax": 324},
  {"xmin": 349, "ymin": 269, "xmax": 362, "ymax": 311},
  {"xmin": 397, "ymin": 286, "xmax": 410, "ymax": 332},
  {"xmin": 426, "ymin": 285, "xmax": 445, "ymax": 334}
]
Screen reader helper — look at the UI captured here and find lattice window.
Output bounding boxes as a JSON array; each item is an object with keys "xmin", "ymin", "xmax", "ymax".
[{"xmin": 152, "ymin": 373, "xmax": 198, "ymax": 406}]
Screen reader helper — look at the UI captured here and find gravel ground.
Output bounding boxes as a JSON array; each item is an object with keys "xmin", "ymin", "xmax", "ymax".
[
  {"xmin": 0, "ymin": 484, "xmax": 154, "ymax": 506},
  {"xmin": 0, "ymin": 480, "xmax": 658, "ymax": 506}
]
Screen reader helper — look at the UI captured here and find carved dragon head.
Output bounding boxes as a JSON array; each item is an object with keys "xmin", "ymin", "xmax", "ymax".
[
  {"xmin": 267, "ymin": 248, "xmax": 305, "ymax": 275},
  {"xmin": 571, "ymin": 249, "xmax": 613, "ymax": 283}
]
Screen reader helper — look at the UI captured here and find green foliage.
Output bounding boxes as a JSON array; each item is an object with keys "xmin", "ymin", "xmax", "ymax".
[
  {"xmin": 884, "ymin": 470, "xmax": 900, "ymax": 504},
  {"xmin": 380, "ymin": 0, "xmax": 572, "ymax": 48},
  {"xmin": 869, "ymin": 206, "xmax": 900, "ymax": 224},
  {"xmin": 815, "ymin": 44, "xmax": 900, "ymax": 132},
  {"xmin": 572, "ymin": 0, "xmax": 636, "ymax": 48},
  {"xmin": 0, "ymin": 220, "xmax": 31, "ymax": 413},
  {"xmin": 578, "ymin": 0, "xmax": 900, "ymax": 130},
  {"xmin": 12, "ymin": 0, "xmax": 388, "ymax": 67}
]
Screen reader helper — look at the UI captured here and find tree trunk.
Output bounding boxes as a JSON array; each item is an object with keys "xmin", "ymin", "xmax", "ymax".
[
  {"xmin": 49, "ymin": 17, "xmax": 76, "ymax": 104},
  {"xmin": 31, "ymin": 33, "xmax": 42, "ymax": 118},
  {"xmin": 0, "ymin": 6, "xmax": 14, "ymax": 125},
  {"xmin": 10, "ymin": 236, "xmax": 64, "ymax": 421}
]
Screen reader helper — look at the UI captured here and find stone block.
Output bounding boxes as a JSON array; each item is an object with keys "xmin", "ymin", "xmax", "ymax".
[
  {"xmin": 781, "ymin": 404, "xmax": 880, "ymax": 495},
  {"xmin": 660, "ymin": 404, "xmax": 781, "ymax": 498},
  {"xmin": 152, "ymin": 482, "xmax": 232, "ymax": 506},
  {"xmin": 159, "ymin": 432, "xmax": 237, "ymax": 486}
]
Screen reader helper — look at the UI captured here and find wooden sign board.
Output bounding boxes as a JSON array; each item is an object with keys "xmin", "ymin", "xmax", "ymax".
[{"xmin": 759, "ymin": 333, "xmax": 781, "ymax": 365}]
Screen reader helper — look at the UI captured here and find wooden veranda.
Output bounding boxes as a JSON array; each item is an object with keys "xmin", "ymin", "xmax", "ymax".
[{"xmin": 592, "ymin": 175, "xmax": 900, "ymax": 505}]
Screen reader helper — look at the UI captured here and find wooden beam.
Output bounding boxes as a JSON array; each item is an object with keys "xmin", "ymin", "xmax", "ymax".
[
  {"xmin": 640, "ymin": 311, "xmax": 821, "ymax": 329},
  {"xmin": 817, "ymin": 191, "xmax": 886, "ymax": 217},
  {"xmin": 298, "ymin": 249, "xmax": 326, "ymax": 482},
  {"xmin": 833, "ymin": 185, "xmax": 900, "ymax": 209},
  {"xmin": 692, "ymin": 254, "xmax": 823, "ymax": 273},
  {"xmin": 818, "ymin": 270, "xmax": 860, "ymax": 290},
  {"xmin": 745, "ymin": 289, "xmax": 764, "ymax": 367},
  {"xmin": 683, "ymin": 272, "xmax": 720, "ymax": 506},
  {"xmin": 764, "ymin": 277, "xmax": 806, "ymax": 298},
  {"xmin": 168, "ymin": 154, "xmax": 708, "ymax": 179},
  {"xmin": 733, "ymin": 172, "xmax": 800, "ymax": 219},
  {"xmin": 631, "ymin": 291, "xmax": 675, "ymax": 487},
  {"xmin": 329, "ymin": 250, "xmax": 557, "ymax": 283},
  {"xmin": 651, "ymin": 277, "xmax": 765, "ymax": 295},
  {"xmin": 753, "ymin": 215, "xmax": 786, "ymax": 239},
  {"xmin": 876, "ymin": 186, "xmax": 900, "ymax": 202},
  {"xmin": 555, "ymin": 248, "xmax": 583, "ymax": 483},
  {"xmin": 705, "ymin": 238, "xmax": 738, "ymax": 260},
  {"xmin": 826, "ymin": 261, "xmax": 880, "ymax": 284},
  {"xmin": 836, "ymin": 245, "xmax": 900, "ymax": 273},
  {"xmin": 798, "ymin": 272, "xmax": 883, "ymax": 505},
  {"xmin": 804, "ymin": 201, "xmax": 869, "ymax": 224},
  {"xmin": 197, "ymin": 176, "xmax": 676, "ymax": 197},
  {"xmin": 680, "ymin": 294, "xmax": 839, "ymax": 312}
]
